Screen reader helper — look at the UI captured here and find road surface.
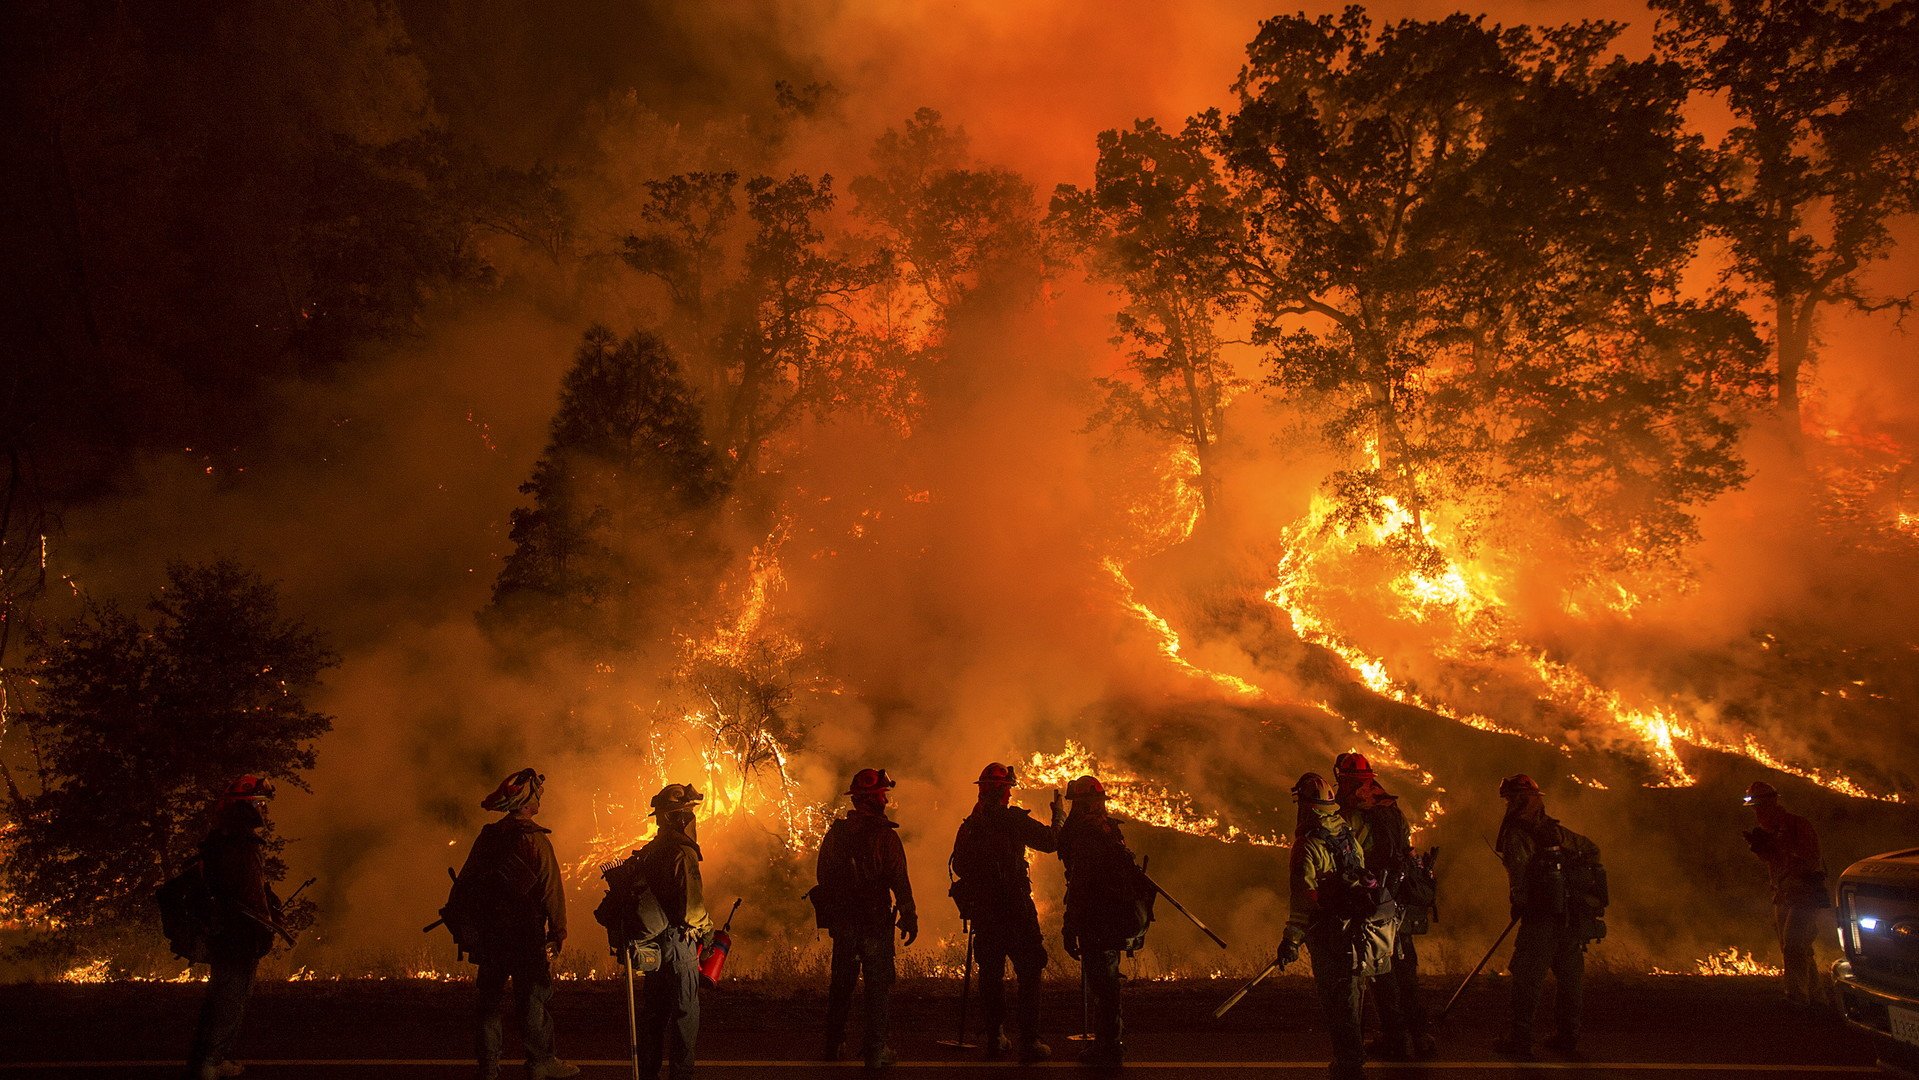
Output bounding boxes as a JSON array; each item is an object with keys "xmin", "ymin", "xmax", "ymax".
[{"xmin": 1, "ymin": 974, "xmax": 1889, "ymax": 1077}]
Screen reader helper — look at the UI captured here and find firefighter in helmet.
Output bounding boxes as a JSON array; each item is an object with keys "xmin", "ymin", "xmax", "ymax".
[
  {"xmin": 463, "ymin": 768, "xmax": 580, "ymax": 1080},
  {"xmin": 634, "ymin": 783, "xmax": 712, "ymax": 1080},
  {"xmin": 186, "ymin": 776, "xmax": 289, "ymax": 1080},
  {"xmin": 1059, "ymin": 774, "xmax": 1149, "ymax": 1069},
  {"xmin": 1281, "ymin": 772, "xmax": 1381, "ymax": 1080},
  {"xmin": 948, "ymin": 762, "xmax": 1063, "ymax": 1063},
  {"xmin": 1334, "ymin": 752, "xmax": 1431, "ymax": 1058},
  {"xmin": 1742, "ymin": 781, "xmax": 1831, "ymax": 1005},
  {"xmin": 1495, "ymin": 774, "xmax": 1605, "ymax": 1060},
  {"xmin": 816, "ymin": 768, "xmax": 917, "ymax": 1070}
]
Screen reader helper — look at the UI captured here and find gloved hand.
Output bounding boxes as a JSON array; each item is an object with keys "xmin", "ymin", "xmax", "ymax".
[
  {"xmin": 1064, "ymin": 930, "xmax": 1082, "ymax": 961},
  {"xmin": 1510, "ymin": 904, "xmax": 1525, "ymax": 922},
  {"xmin": 1277, "ymin": 938, "xmax": 1300, "ymax": 968},
  {"xmin": 899, "ymin": 917, "xmax": 919, "ymax": 947},
  {"xmin": 1743, "ymin": 828, "xmax": 1774, "ymax": 856},
  {"xmin": 1051, "ymin": 789, "xmax": 1066, "ymax": 827}
]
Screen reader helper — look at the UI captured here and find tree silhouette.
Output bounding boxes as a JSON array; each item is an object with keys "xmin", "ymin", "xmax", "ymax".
[
  {"xmin": 853, "ymin": 108, "xmax": 1041, "ymax": 318},
  {"xmin": 1654, "ymin": 0, "xmax": 1919, "ymax": 433},
  {"xmin": 491, "ymin": 326, "xmax": 724, "ymax": 646},
  {"xmin": 621, "ymin": 172, "xmax": 889, "ymax": 484},
  {"xmin": 1217, "ymin": 11, "xmax": 1764, "ymax": 573},
  {"xmin": 1052, "ymin": 119, "xmax": 1247, "ymax": 519},
  {"xmin": 5, "ymin": 561, "xmax": 335, "ymax": 944}
]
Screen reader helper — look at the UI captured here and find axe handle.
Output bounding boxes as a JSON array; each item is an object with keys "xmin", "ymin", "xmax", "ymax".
[
  {"xmin": 1149, "ymin": 875, "xmax": 1229, "ymax": 949},
  {"xmin": 1213, "ymin": 957, "xmax": 1283, "ymax": 1019}
]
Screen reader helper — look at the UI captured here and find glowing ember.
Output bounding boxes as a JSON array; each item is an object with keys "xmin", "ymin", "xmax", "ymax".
[
  {"xmin": 58, "ymin": 960, "xmax": 201, "ymax": 983},
  {"xmin": 58, "ymin": 958, "xmax": 110, "ymax": 984},
  {"xmin": 1024, "ymin": 741, "xmax": 1284, "ymax": 847}
]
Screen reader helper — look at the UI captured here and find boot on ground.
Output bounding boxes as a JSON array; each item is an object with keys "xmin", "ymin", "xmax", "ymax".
[
  {"xmin": 528, "ymin": 1059, "xmax": 582, "ymax": 1079},
  {"xmin": 982, "ymin": 1028, "xmax": 1013, "ymax": 1066}
]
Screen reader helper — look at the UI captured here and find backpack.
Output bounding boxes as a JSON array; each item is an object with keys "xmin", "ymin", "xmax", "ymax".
[
  {"xmin": 1067, "ymin": 822, "xmax": 1156, "ymax": 953},
  {"xmin": 1565, "ymin": 852, "xmax": 1609, "ymax": 944},
  {"xmin": 155, "ymin": 857, "xmax": 215, "ymax": 964},
  {"xmin": 1318, "ymin": 825, "xmax": 1398, "ymax": 977},
  {"xmin": 810, "ymin": 817, "xmax": 891, "ymax": 931},
  {"xmin": 438, "ymin": 826, "xmax": 541, "ymax": 962},
  {"xmin": 594, "ymin": 851, "xmax": 669, "ymax": 972},
  {"xmin": 1100, "ymin": 859, "xmax": 1156, "ymax": 954},
  {"xmin": 1396, "ymin": 848, "xmax": 1439, "ymax": 935},
  {"xmin": 947, "ymin": 815, "xmax": 1003, "ymax": 924}
]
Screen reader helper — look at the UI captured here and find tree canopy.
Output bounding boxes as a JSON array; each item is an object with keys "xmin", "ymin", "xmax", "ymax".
[{"xmin": 5, "ymin": 562, "xmax": 335, "ymax": 942}]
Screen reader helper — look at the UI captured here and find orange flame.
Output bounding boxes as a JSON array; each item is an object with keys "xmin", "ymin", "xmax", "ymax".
[{"xmin": 1023, "ymin": 741, "xmax": 1285, "ymax": 847}]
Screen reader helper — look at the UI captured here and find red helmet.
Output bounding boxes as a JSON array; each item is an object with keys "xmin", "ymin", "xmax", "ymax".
[
  {"xmin": 1498, "ymin": 774, "xmax": 1541, "ymax": 797},
  {"xmin": 1334, "ymin": 752, "xmax": 1375, "ymax": 780},
  {"xmin": 975, "ymin": 762, "xmax": 1016, "ymax": 788},
  {"xmin": 1743, "ymin": 781, "xmax": 1779, "ymax": 806},
  {"xmin": 223, "ymin": 775, "xmax": 276, "ymax": 802},
  {"xmin": 1065, "ymin": 775, "xmax": 1107, "ymax": 800},
  {"xmin": 848, "ymin": 768, "xmax": 896, "ymax": 796}
]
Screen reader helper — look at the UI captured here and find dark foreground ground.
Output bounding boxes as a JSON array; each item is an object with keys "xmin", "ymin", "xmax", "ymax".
[{"xmin": 0, "ymin": 974, "xmax": 1889, "ymax": 1078}]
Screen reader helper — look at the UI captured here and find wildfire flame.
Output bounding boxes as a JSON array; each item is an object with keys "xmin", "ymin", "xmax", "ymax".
[
  {"xmin": 1652, "ymin": 947, "xmax": 1783, "ymax": 977},
  {"xmin": 1104, "ymin": 558, "xmax": 1267, "ymax": 701},
  {"xmin": 1266, "ymin": 480, "xmax": 1902, "ymax": 801},
  {"xmin": 1024, "ymin": 740, "xmax": 1285, "ymax": 847}
]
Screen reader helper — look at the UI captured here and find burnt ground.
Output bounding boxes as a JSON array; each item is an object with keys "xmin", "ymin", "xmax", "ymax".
[{"xmin": 0, "ymin": 973, "xmax": 1892, "ymax": 1078}]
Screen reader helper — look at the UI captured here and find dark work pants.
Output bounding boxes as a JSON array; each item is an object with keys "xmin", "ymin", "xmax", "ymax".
[
  {"xmin": 638, "ymin": 931, "xmax": 701, "ymax": 1080},
  {"xmin": 1508, "ymin": 916, "xmax": 1584, "ymax": 1044},
  {"xmin": 475, "ymin": 955, "xmax": 555, "ymax": 1077},
  {"xmin": 1389, "ymin": 932, "xmax": 1428, "ymax": 1040},
  {"xmin": 186, "ymin": 954, "xmax": 260, "ymax": 1070},
  {"xmin": 975, "ymin": 915, "xmax": 1047, "ymax": 1044},
  {"xmin": 1082, "ymin": 948, "xmax": 1124, "ymax": 1054},
  {"xmin": 825, "ymin": 927, "xmax": 897, "ymax": 1054},
  {"xmin": 1308, "ymin": 940, "xmax": 1365, "ymax": 1080}
]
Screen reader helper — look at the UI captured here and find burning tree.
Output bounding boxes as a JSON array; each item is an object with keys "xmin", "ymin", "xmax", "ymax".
[
  {"xmin": 1654, "ymin": 0, "xmax": 1919, "ymax": 434},
  {"xmin": 4, "ymin": 561, "xmax": 334, "ymax": 948},
  {"xmin": 1217, "ymin": 11, "xmax": 1766, "ymax": 578}
]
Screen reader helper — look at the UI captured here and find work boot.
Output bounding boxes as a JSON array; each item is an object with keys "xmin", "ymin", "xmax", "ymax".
[
  {"xmin": 213, "ymin": 1064, "xmax": 246, "ymax": 1078},
  {"xmin": 1493, "ymin": 1034, "xmax": 1535, "ymax": 1061},
  {"xmin": 528, "ymin": 1060, "xmax": 581, "ymax": 1079},
  {"xmin": 864, "ymin": 1045, "xmax": 897, "ymax": 1071},
  {"xmin": 1017, "ymin": 1037, "xmax": 1052, "ymax": 1064},
  {"xmin": 1079, "ymin": 1040, "xmax": 1125, "ymax": 1068},
  {"xmin": 1543, "ymin": 1033, "xmax": 1582, "ymax": 1058},
  {"xmin": 823, "ymin": 1035, "xmax": 844, "ymax": 1062},
  {"xmin": 1412, "ymin": 1032, "xmax": 1438, "ymax": 1058},
  {"xmin": 981, "ymin": 1027, "xmax": 1010, "ymax": 1060}
]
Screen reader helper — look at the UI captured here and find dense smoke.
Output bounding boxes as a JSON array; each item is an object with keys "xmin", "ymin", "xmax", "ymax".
[{"xmin": 7, "ymin": 0, "xmax": 1918, "ymax": 981}]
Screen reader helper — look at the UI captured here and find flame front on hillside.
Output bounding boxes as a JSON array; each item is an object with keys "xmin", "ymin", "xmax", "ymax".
[{"xmin": 1024, "ymin": 740, "xmax": 1285, "ymax": 848}]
